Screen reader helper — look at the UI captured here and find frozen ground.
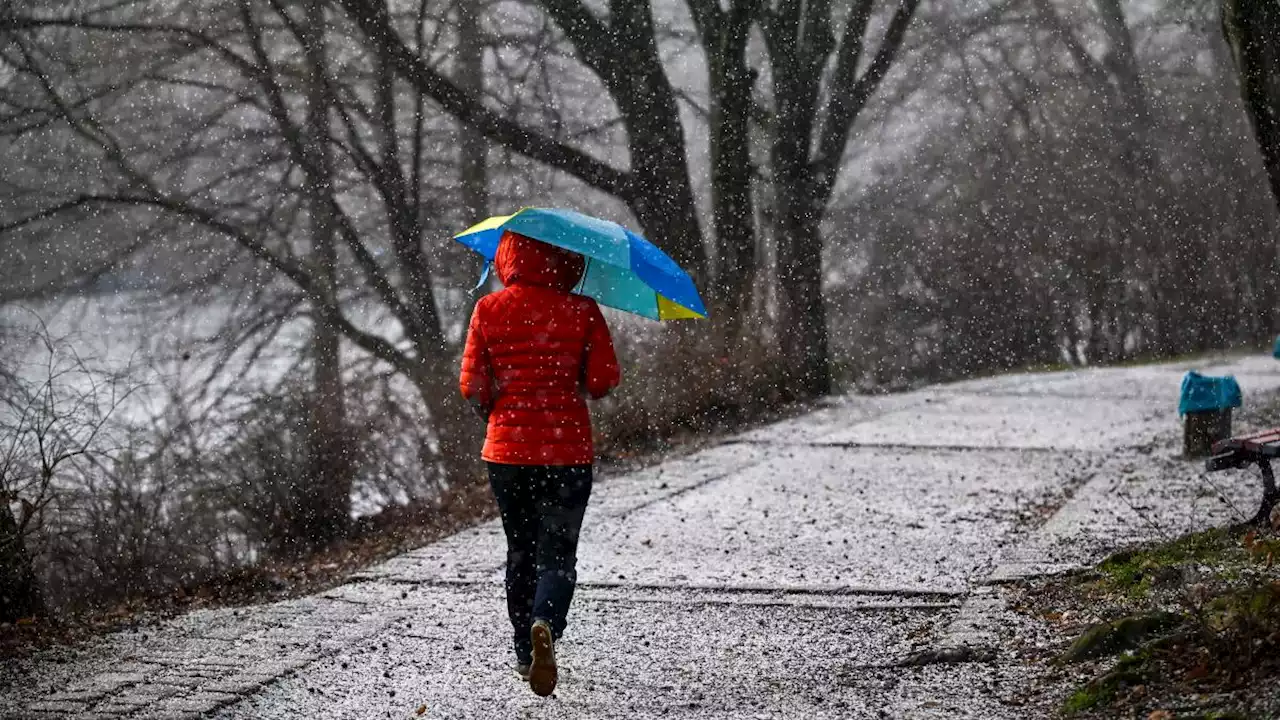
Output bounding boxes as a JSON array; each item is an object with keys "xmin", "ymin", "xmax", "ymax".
[{"xmin": 5, "ymin": 354, "xmax": 1280, "ymax": 719}]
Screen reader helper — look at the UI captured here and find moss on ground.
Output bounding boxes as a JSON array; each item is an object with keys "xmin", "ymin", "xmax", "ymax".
[
  {"xmin": 1059, "ymin": 612, "xmax": 1182, "ymax": 663},
  {"xmin": 1093, "ymin": 528, "xmax": 1280, "ymax": 600},
  {"xmin": 1036, "ymin": 525, "xmax": 1280, "ymax": 718},
  {"xmin": 1061, "ymin": 652, "xmax": 1148, "ymax": 713}
]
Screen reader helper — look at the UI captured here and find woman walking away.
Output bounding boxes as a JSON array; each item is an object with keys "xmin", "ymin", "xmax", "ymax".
[{"xmin": 459, "ymin": 230, "xmax": 621, "ymax": 697}]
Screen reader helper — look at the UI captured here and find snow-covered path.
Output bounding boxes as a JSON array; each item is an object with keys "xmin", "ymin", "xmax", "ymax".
[{"xmin": 7, "ymin": 355, "xmax": 1280, "ymax": 719}]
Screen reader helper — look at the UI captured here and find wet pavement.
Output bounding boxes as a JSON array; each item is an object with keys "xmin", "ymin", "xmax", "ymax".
[{"xmin": 6, "ymin": 354, "xmax": 1280, "ymax": 719}]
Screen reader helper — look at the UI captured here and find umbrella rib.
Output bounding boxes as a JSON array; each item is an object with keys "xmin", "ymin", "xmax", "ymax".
[{"xmin": 575, "ymin": 257, "xmax": 591, "ymax": 295}]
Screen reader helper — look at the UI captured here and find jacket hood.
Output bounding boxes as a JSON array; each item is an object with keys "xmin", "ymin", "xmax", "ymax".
[{"xmin": 495, "ymin": 230, "xmax": 585, "ymax": 291}]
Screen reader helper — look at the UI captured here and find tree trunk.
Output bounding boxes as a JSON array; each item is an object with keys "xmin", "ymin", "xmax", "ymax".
[
  {"xmin": 298, "ymin": 0, "xmax": 351, "ymax": 548},
  {"xmin": 0, "ymin": 502, "xmax": 44, "ymax": 623},
  {"xmin": 367, "ymin": 47, "xmax": 482, "ymax": 490},
  {"xmin": 1223, "ymin": 0, "xmax": 1280, "ymax": 211},
  {"xmin": 764, "ymin": 9, "xmax": 831, "ymax": 401},
  {"xmin": 1097, "ymin": 0, "xmax": 1158, "ymax": 178},
  {"xmin": 705, "ymin": 17, "xmax": 758, "ymax": 348},
  {"xmin": 1044, "ymin": 0, "xmax": 1161, "ymax": 360},
  {"xmin": 456, "ymin": 2, "xmax": 489, "ymax": 225},
  {"xmin": 775, "ymin": 187, "xmax": 833, "ymax": 400},
  {"xmin": 610, "ymin": 2, "xmax": 707, "ymax": 283},
  {"xmin": 406, "ymin": 359, "xmax": 484, "ymax": 490},
  {"xmin": 304, "ymin": 308, "xmax": 350, "ymax": 546},
  {"xmin": 1097, "ymin": 0, "xmax": 1161, "ymax": 360}
]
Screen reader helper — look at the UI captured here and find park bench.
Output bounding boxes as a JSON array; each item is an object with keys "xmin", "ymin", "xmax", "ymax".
[{"xmin": 1206, "ymin": 428, "xmax": 1280, "ymax": 526}]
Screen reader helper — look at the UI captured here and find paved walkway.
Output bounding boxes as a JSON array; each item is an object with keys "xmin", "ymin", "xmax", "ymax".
[{"xmin": 6, "ymin": 355, "xmax": 1280, "ymax": 719}]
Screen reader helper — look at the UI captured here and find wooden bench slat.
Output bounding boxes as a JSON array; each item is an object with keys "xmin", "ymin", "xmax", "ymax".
[
  {"xmin": 1237, "ymin": 428, "xmax": 1280, "ymax": 444},
  {"xmin": 1213, "ymin": 431, "xmax": 1280, "ymax": 455}
]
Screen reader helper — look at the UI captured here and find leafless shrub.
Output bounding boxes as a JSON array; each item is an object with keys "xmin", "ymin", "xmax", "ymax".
[
  {"xmin": 594, "ymin": 329, "xmax": 788, "ymax": 457},
  {"xmin": 38, "ymin": 422, "xmax": 231, "ymax": 609},
  {"xmin": 0, "ymin": 313, "xmax": 138, "ymax": 618},
  {"xmin": 206, "ymin": 366, "xmax": 444, "ymax": 559}
]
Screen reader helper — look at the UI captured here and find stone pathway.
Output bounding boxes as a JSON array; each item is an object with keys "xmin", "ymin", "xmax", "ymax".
[{"xmin": 6, "ymin": 354, "xmax": 1280, "ymax": 719}]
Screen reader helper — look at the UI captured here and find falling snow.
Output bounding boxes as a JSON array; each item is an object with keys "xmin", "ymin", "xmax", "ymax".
[{"xmin": 4, "ymin": 0, "xmax": 1280, "ymax": 716}]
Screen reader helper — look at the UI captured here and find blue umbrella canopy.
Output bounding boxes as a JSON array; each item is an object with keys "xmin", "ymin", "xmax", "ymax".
[{"xmin": 455, "ymin": 208, "xmax": 707, "ymax": 321}]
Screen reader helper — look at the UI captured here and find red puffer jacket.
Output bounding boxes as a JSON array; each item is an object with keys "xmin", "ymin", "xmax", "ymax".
[{"xmin": 459, "ymin": 231, "xmax": 621, "ymax": 466}]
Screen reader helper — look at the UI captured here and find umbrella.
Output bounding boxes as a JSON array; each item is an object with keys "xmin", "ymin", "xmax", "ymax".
[{"xmin": 455, "ymin": 208, "xmax": 707, "ymax": 321}]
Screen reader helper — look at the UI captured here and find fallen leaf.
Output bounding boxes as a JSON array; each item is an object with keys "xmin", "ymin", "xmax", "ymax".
[
  {"xmin": 1148, "ymin": 711, "xmax": 1173, "ymax": 720},
  {"xmin": 1185, "ymin": 663, "xmax": 1210, "ymax": 681},
  {"xmin": 416, "ymin": 705, "xmax": 427, "ymax": 716}
]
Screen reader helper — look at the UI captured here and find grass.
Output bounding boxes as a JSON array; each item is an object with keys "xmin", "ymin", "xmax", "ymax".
[
  {"xmin": 1043, "ymin": 525, "xmax": 1280, "ymax": 717},
  {"xmin": 1048, "ymin": 379, "xmax": 1280, "ymax": 716},
  {"xmin": 1096, "ymin": 528, "xmax": 1235, "ymax": 598},
  {"xmin": 1093, "ymin": 527, "xmax": 1280, "ymax": 598},
  {"xmin": 1061, "ymin": 652, "xmax": 1148, "ymax": 713},
  {"xmin": 1108, "ymin": 346, "xmax": 1263, "ymax": 370},
  {"xmin": 1024, "ymin": 347, "xmax": 1255, "ymax": 378}
]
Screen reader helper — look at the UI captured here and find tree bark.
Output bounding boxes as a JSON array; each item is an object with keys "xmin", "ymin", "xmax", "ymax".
[
  {"xmin": 1096, "ymin": 0, "xmax": 1158, "ymax": 178},
  {"xmin": 691, "ymin": 4, "xmax": 759, "ymax": 345},
  {"xmin": 775, "ymin": 191, "xmax": 833, "ymax": 399},
  {"xmin": 1038, "ymin": 0, "xmax": 1161, "ymax": 360},
  {"xmin": 405, "ymin": 357, "xmax": 484, "ymax": 489},
  {"xmin": 456, "ymin": 1, "xmax": 489, "ymax": 226},
  {"xmin": 299, "ymin": 0, "xmax": 351, "ymax": 547},
  {"xmin": 764, "ymin": 3, "xmax": 823, "ymax": 399},
  {"xmin": 366, "ymin": 31, "xmax": 483, "ymax": 488},
  {"xmin": 1096, "ymin": 0, "xmax": 1161, "ymax": 357},
  {"xmin": 609, "ymin": 4, "xmax": 707, "ymax": 283},
  {"xmin": 0, "ymin": 501, "xmax": 44, "ymax": 623},
  {"xmin": 763, "ymin": 0, "xmax": 919, "ymax": 399},
  {"xmin": 1223, "ymin": 0, "xmax": 1280, "ymax": 210}
]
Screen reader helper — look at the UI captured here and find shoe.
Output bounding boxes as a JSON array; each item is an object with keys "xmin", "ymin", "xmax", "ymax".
[
  {"xmin": 515, "ymin": 662, "xmax": 531, "ymax": 682},
  {"xmin": 527, "ymin": 619, "xmax": 557, "ymax": 697}
]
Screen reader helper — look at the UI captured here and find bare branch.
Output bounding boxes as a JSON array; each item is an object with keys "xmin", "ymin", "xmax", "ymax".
[
  {"xmin": 811, "ymin": 0, "xmax": 922, "ymax": 195},
  {"xmin": 331, "ymin": 0, "xmax": 632, "ymax": 198}
]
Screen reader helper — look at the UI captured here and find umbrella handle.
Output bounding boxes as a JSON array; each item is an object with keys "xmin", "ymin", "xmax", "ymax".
[{"xmin": 473, "ymin": 260, "xmax": 492, "ymax": 292}]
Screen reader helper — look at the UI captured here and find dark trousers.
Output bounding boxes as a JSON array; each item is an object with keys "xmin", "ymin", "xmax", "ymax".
[{"xmin": 487, "ymin": 463, "xmax": 593, "ymax": 664}]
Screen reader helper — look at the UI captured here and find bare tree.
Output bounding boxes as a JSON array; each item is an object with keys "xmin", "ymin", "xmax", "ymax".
[
  {"xmin": 0, "ymin": 0, "xmax": 484, "ymax": 499},
  {"xmin": 759, "ymin": 0, "xmax": 920, "ymax": 397},
  {"xmin": 0, "ymin": 316, "xmax": 135, "ymax": 622},
  {"xmin": 333, "ymin": 0, "xmax": 923, "ymax": 398},
  {"xmin": 820, "ymin": 0, "xmax": 1278, "ymax": 384},
  {"xmin": 297, "ymin": 0, "xmax": 354, "ymax": 547}
]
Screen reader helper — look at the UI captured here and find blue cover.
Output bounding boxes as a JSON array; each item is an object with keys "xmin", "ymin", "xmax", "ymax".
[
  {"xmin": 1179, "ymin": 371, "xmax": 1242, "ymax": 415},
  {"xmin": 1272, "ymin": 334, "xmax": 1280, "ymax": 359}
]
